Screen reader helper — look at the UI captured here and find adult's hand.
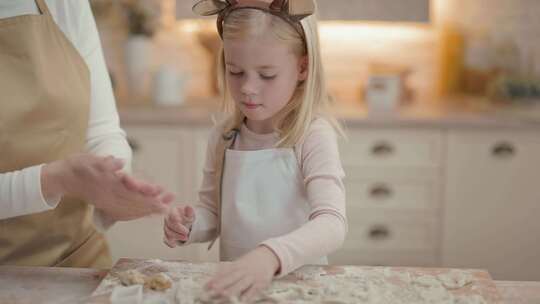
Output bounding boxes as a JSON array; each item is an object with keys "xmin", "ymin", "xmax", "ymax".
[{"xmin": 41, "ymin": 153, "xmax": 173, "ymax": 221}]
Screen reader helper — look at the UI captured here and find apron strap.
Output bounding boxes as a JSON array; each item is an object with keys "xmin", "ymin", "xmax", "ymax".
[
  {"xmin": 207, "ymin": 126, "xmax": 240, "ymax": 251},
  {"xmin": 35, "ymin": 0, "xmax": 51, "ymax": 16}
]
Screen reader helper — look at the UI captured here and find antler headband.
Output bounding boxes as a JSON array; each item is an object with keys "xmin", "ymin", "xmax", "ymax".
[{"xmin": 192, "ymin": 0, "xmax": 315, "ymax": 40}]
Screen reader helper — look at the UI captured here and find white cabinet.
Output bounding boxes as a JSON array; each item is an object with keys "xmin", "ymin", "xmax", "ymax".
[
  {"xmin": 105, "ymin": 125, "xmax": 219, "ymax": 264},
  {"xmin": 339, "ymin": 129, "xmax": 443, "ymax": 169},
  {"xmin": 330, "ymin": 128, "xmax": 443, "ymax": 267},
  {"xmin": 442, "ymin": 130, "xmax": 540, "ymax": 281}
]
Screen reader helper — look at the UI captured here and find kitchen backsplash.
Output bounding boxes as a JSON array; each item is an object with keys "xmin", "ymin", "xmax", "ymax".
[{"xmin": 93, "ymin": 0, "xmax": 539, "ymax": 107}]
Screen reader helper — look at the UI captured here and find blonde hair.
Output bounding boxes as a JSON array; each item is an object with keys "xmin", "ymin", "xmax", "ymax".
[{"xmin": 216, "ymin": 4, "xmax": 343, "ymax": 147}]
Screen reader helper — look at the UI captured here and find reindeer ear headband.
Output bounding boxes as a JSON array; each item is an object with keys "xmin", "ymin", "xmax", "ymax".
[{"xmin": 192, "ymin": 0, "xmax": 315, "ymax": 40}]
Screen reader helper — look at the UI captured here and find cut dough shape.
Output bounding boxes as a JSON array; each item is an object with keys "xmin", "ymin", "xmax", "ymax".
[
  {"xmin": 118, "ymin": 270, "xmax": 146, "ymax": 286},
  {"xmin": 145, "ymin": 273, "xmax": 173, "ymax": 291},
  {"xmin": 117, "ymin": 270, "xmax": 172, "ymax": 292}
]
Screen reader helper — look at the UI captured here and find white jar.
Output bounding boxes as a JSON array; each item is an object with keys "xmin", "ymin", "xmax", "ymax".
[
  {"xmin": 125, "ymin": 35, "xmax": 153, "ymax": 103},
  {"xmin": 365, "ymin": 74, "xmax": 402, "ymax": 111},
  {"xmin": 152, "ymin": 65, "xmax": 187, "ymax": 106}
]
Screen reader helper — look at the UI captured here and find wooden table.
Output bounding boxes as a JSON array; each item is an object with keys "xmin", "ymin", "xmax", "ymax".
[{"xmin": 1, "ymin": 266, "xmax": 540, "ymax": 304}]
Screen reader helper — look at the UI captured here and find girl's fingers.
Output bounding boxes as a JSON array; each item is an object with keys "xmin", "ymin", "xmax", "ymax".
[
  {"xmin": 164, "ymin": 224, "xmax": 188, "ymax": 241},
  {"xmin": 223, "ymin": 276, "xmax": 254, "ymax": 298},
  {"xmin": 206, "ymin": 269, "xmax": 243, "ymax": 292},
  {"xmin": 163, "ymin": 235, "xmax": 177, "ymax": 248},
  {"xmin": 166, "ymin": 217, "xmax": 190, "ymax": 235},
  {"xmin": 182, "ymin": 205, "xmax": 195, "ymax": 226},
  {"xmin": 241, "ymin": 284, "xmax": 262, "ymax": 302},
  {"xmin": 212, "ymin": 271, "xmax": 245, "ymax": 295},
  {"xmin": 163, "ymin": 225, "xmax": 188, "ymax": 246},
  {"xmin": 167, "ymin": 207, "xmax": 191, "ymax": 234}
]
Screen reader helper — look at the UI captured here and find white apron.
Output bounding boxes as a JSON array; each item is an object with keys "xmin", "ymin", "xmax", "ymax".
[{"xmin": 219, "ymin": 146, "xmax": 328, "ymax": 266}]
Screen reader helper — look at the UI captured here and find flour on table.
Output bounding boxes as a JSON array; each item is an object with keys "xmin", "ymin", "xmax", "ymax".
[
  {"xmin": 260, "ymin": 267, "xmax": 483, "ymax": 304},
  {"xmin": 454, "ymin": 295, "xmax": 488, "ymax": 304},
  {"xmin": 437, "ymin": 270, "xmax": 474, "ymax": 289},
  {"xmin": 95, "ymin": 261, "xmax": 492, "ymax": 304}
]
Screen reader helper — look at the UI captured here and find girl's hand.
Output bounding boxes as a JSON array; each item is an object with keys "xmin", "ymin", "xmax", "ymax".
[
  {"xmin": 163, "ymin": 205, "xmax": 195, "ymax": 247},
  {"xmin": 205, "ymin": 246, "xmax": 281, "ymax": 302}
]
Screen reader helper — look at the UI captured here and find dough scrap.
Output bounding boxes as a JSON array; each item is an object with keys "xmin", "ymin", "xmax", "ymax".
[
  {"xmin": 117, "ymin": 270, "xmax": 172, "ymax": 291},
  {"xmin": 118, "ymin": 269, "xmax": 146, "ymax": 286},
  {"xmin": 145, "ymin": 273, "xmax": 173, "ymax": 291}
]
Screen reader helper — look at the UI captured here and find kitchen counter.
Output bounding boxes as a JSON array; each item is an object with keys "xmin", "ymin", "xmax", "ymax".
[
  {"xmin": 118, "ymin": 97, "xmax": 540, "ymax": 129},
  {"xmin": 1, "ymin": 266, "xmax": 540, "ymax": 304}
]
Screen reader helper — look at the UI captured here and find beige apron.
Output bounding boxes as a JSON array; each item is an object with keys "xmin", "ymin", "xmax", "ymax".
[
  {"xmin": 217, "ymin": 133, "xmax": 327, "ymax": 266},
  {"xmin": 0, "ymin": 0, "xmax": 111, "ymax": 268}
]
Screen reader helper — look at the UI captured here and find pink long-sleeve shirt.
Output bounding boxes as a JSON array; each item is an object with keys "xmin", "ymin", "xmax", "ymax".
[{"xmin": 186, "ymin": 117, "xmax": 347, "ymax": 277}]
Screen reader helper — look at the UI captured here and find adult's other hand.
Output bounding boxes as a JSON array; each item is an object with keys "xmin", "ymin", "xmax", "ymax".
[{"xmin": 42, "ymin": 153, "xmax": 174, "ymax": 221}]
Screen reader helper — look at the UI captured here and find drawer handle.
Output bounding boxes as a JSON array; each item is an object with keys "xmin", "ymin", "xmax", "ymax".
[
  {"xmin": 371, "ymin": 142, "xmax": 394, "ymax": 157},
  {"xmin": 127, "ymin": 137, "xmax": 140, "ymax": 152},
  {"xmin": 368, "ymin": 225, "xmax": 391, "ymax": 241},
  {"xmin": 369, "ymin": 184, "xmax": 393, "ymax": 199},
  {"xmin": 492, "ymin": 142, "xmax": 515, "ymax": 158}
]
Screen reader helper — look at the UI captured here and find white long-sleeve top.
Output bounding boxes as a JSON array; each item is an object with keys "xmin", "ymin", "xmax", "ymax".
[{"xmin": 0, "ymin": 0, "xmax": 131, "ymax": 222}]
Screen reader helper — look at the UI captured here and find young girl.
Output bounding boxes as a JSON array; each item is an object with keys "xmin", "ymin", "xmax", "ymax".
[{"xmin": 164, "ymin": 0, "xmax": 347, "ymax": 301}]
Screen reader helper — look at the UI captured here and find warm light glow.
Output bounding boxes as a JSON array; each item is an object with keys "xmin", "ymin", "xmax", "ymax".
[
  {"xmin": 176, "ymin": 19, "xmax": 431, "ymax": 41},
  {"xmin": 319, "ymin": 21, "xmax": 432, "ymax": 43},
  {"xmin": 176, "ymin": 20, "xmax": 203, "ymax": 34}
]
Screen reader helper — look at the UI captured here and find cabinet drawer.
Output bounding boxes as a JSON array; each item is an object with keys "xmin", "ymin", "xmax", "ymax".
[
  {"xmin": 447, "ymin": 130, "xmax": 540, "ymax": 166},
  {"xmin": 344, "ymin": 211, "xmax": 439, "ymax": 252},
  {"xmin": 345, "ymin": 176, "xmax": 440, "ymax": 210},
  {"xmin": 340, "ymin": 129, "xmax": 442, "ymax": 168}
]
